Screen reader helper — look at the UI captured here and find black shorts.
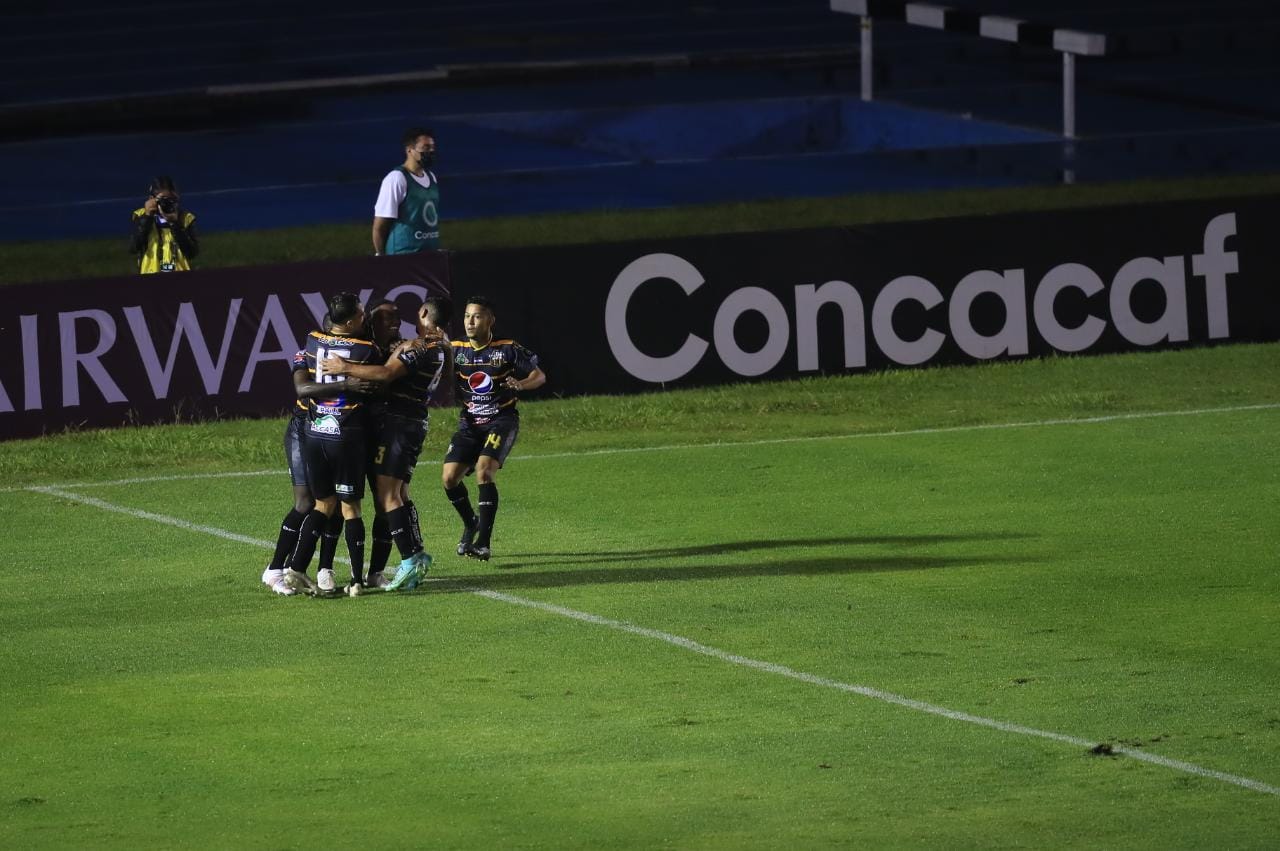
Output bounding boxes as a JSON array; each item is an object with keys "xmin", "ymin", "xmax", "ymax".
[
  {"xmin": 284, "ymin": 413, "xmax": 308, "ymax": 488},
  {"xmin": 302, "ymin": 432, "xmax": 367, "ymax": 502},
  {"xmin": 371, "ymin": 415, "xmax": 427, "ymax": 483},
  {"xmin": 444, "ymin": 417, "xmax": 519, "ymax": 471}
]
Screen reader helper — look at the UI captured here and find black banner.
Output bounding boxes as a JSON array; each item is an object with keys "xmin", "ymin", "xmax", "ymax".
[
  {"xmin": 0, "ymin": 253, "xmax": 450, "ymax": 439},
  {"xmin": 451, "ymin": 195, "xmax": 1278, "ymax": 396},
  {"xmin": 3, "ymin": 196, "xmax": 1276, "ymax": 440}
]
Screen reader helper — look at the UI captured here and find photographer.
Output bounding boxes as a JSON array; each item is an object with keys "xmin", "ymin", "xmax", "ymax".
[{"xmin": 131, "ymin": 176, "xmax": 199, "ymax": 273}]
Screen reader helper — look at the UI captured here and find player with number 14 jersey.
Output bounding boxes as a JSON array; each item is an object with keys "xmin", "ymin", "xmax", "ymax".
[{"xmin": 442, "ymin": 296, "xmax": 546, "ymax": 562}]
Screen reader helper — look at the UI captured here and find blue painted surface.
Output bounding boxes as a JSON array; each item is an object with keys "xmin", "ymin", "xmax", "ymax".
[{"xmin": 2, "ymin": 0, "xmax": 1278, "ymax": 244}]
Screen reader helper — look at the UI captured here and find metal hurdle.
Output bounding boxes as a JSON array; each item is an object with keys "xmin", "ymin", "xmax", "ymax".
[{"xmin": 830, "ymin": 0, "xmax": 1106, "ymax": 139}]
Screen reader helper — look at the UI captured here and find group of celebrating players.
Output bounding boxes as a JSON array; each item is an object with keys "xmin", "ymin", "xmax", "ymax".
[{"xmin": 259, "ymin": 291, "xmax": 546, "ymax": 597}]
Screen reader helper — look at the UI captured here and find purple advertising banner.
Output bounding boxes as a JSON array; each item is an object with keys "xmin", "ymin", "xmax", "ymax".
[{"xmin": 0, "ymin": 253, "xmax": 450, "ymax": 440}]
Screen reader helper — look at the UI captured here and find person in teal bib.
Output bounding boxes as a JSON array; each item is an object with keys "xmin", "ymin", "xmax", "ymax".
[{"xmin": 372, "ymin": 127, "xmax": 440, "ymax": 255}]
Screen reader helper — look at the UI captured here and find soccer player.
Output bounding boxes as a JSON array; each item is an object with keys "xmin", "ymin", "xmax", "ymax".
[
  {"xmin": 260, "ymin": 324, "xmax": 377, "ymax": 596},
  {"xmin": 321, "ymin": 297, "xmax": 451, "ymax": 591},
  {"xmin": 442, "ymin": 296, "xmax": 546, "ymax": 561},
  {"xmin": 282, "ymin": 293, "xmax": 381, "ymax": 594}
]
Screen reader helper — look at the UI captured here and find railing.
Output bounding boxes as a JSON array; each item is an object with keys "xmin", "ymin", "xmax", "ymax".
[{"xmin": 830, "ymin": 0, "xmax": 1106, "ymax": 139}]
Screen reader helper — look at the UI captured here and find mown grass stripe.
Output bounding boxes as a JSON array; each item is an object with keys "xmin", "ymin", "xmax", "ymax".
[
  {"xmin": 15, "ymin": 401, "xmax": 1276, "ymax": 493},
  {"xmin": 23, "ymin": 484, "xmax": 1280, "ymax": 798}
]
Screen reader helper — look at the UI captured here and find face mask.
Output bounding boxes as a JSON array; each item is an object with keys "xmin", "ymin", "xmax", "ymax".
[{"xmin": 420, "ymin": 152, "xmax": 435, "ymax": 170}]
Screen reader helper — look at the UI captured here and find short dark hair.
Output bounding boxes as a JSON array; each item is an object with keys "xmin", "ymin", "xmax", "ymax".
[
  {"xmin": 328, "ymin": 292, "xmax": 363, "ymax": 326},
  {"xmin": 365, "ymin": 297, "xmax": 394, "ymax": 314},
  {"xmin": 148, "ymin": 175, "xmax": 179, "ymax": 196},
  {"xmin": 423, "ymin": 295, "xmax": 452, "ymax": 325},
  {"xmin": 402, "ymin": 127, "xmax": 435, "ymax": 148},
  {"xmin": 465, "ymin": 295, "xmax": 496, "ymax": 316}
]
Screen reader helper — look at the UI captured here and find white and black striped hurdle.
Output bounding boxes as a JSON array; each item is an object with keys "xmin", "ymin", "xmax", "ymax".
[{"xmin": 830, "ymin": 0, "xmax": 1106, "ymax": 138}]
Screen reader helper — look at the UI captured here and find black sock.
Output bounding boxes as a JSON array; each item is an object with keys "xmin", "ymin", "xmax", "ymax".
[
  {"xmin": 317, "ymin": 512, "xmax": 344, "ymax": 572},
  {"xmin": 345, "ymin": 517, "xmax": 366, "ymax": 585},
  {"xmin": 406, "ymin": 499, "xmax": 424, "ymax": 550},
  {"xmin": 475, "ymin": 483, "xmax": 499, "ymax": 548},
  {"xmin": 446, "ymin": 484, "xmax": 478, "ymax": 530},
  {"xmin": 269, "ymin": 508, "xmax": 306, "ymax": 571},
  {"xmin": 286, "ymin": 510, "xmax": 328, "ymax": 574},
  {"xmin": 386, "ymin": 505, "xmax": 421, "ymax": 561},
  {"xmin": 369, "ymin": 511, "xmax": 392, "ymax": 575}
]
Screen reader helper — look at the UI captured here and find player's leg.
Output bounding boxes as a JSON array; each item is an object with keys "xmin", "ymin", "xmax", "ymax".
[
  {"xmin": 339, "ymin": 499, "xmax": 365, "ymax": 589},
  {"xmin": 265, "ymin": 417, "xmax": 314, "ymax": 594},
  {"xmin": 381, "ymin": 474, "xmax": 429, "ymax": 591},
  {"xmin": 471, "ymin": 458, "xmax": 500, "ymax": 560},
  {"xmin": 403, "ymin": 482, "xmax": 424, "ymax": 552},
  {"xmin": 284, "ymin": 495, "xmax": 336, "ymax": 593},
  {"xmin": 443, "ymin": 427, "xmax": 482, "ymax": 556},
  {"xmin": 368, "ymin": 510, "xmax": 393, "ymax": 583},
  {"xmin": 470, "ymin": 420, "xmax": 519, "ymax": 560},
  {"xmin": 284, "ymin": 438, "xmax": 340, "ymax": 593},
  {"xmin": 316, "ymin": 513, "xmax": 345, "ymax": 588},
  {"xmin": 376, "ymin": 418, "xmax": 431, "ymax": 591},
  {"xmin": 365, "ymin": 430, "xmax": 393, "ymax": 586},
  {"xmin": 332, "ymin": 437, "xmax": 368, "ymax": 589}
]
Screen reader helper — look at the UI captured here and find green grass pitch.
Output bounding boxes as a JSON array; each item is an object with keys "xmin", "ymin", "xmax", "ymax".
[{"xmin": 1, "ymin": 344, "xmax": 1278, "ymax": 848}]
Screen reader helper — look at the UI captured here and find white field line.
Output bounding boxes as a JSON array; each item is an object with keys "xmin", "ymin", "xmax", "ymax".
[
  {"xmin": 23, "ymin": 484, "xmax": 1280, "ymax": 798},
  {"xmin": 9, "ymin": 401, "xmax": 1278, "ymax": 494},
  {"xmin": 472, "ymin": 589, "xmax": 1280, "ymax": 798}
]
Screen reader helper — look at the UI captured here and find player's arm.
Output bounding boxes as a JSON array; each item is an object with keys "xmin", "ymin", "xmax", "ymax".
[
  {"xmin": 371, "ymin": 217, "xmax": 395, "ymax": 255},
  {"xmin": 503, "ymin": 367, "xmax": 546, "ymax": 393},
  {"xmin": 371, "ymin": 171, "xmax": 405, "ymax": 255},
  {"xmin": 294, "ymin": 367, "xmax": 377, "ymax": 399},
  {"xmin": 320, "ymin": 352, "xmax": 408, "ymax": 382}
]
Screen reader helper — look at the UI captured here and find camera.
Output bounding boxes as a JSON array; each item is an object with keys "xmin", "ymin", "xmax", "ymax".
[{"xmin": 156, "ymin": 196, "xmax": 177, "ymax": 215}]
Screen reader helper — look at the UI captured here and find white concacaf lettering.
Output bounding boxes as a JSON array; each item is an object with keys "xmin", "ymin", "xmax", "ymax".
[
  {"xmin": 712, "ymin": 287, "xmax": 790, "ymax": 377},
  {"xmin": 606, "ymin": 213, "xmax": 1241, "ymax": 383},
  {"xmin": 1032, "ymin": 262, "xmax": 1106, "ymax": 353},
  {"xmin": 794, "ymin": 281, "xmax": 866, "ymax": 371},
  {"xmin": 1110, "ymin": 256, "xmax": 1189, "ymax": 345},
  {"xmin": 1191, "ymin": 212, "xmax": 1237, "ymax": 339},
  {"xmin": 124, "ymin": 300, "xmax": 242, "ymax": 398},
  {"xmin": 0, "ymin": 361, "xmax": 12, "ymax": 414},
  {"xmin": 21, "ymin": 314, "xmax": 40, "ymax": 411},
  {"xmin": 606, "ymin": 253, "xmax": 709, "ymax": 383},
  {"xmin": 239, "ymin": 295, "xmax": 302, "ymax": 392},
  {"xmin": 950, "ymin": 269, "xmax": 1029, "ymax": 359},
  {"xmin": 871, "ymin": 275, "xmax": 945, "ymax": 366},
  {"xmin": 60, "ymin": 309, "xmax": 126, "ymax": 406}
]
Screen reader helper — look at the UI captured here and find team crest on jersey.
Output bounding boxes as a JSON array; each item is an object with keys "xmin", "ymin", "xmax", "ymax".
[
  {"xmin": 455, "ymin": 351, "xmax": 469, "ymax": 366},
  {"xmin": 311, "ymin": 414, "xmax": 341, "ymax": 436},
  {"xmin": 468, "ymin": 372, "xmax": 494, "ymax": 394}
]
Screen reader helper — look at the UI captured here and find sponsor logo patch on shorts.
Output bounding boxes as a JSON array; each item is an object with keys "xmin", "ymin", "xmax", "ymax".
[{"xmin": 311, "ymin": 414, "xmax": 341, "ymax": 436}]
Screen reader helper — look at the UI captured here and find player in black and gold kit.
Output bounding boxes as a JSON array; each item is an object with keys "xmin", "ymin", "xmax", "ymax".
[
  {"xmin": 442, "ymin": 296, "xmax": 546, "ymax": 561},
  {"xmin": 261, "ymin": 336, "xmax": 376, "ymax": 596},
  {"xmin": 282, "ymin": 293, "xmax": 381, "ymax": 594},
  {"xmin": 321, "ymin": 296, "xmax": 451, "ymax": 591}
]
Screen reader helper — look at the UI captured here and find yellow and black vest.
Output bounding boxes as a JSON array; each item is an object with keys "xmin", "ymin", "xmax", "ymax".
[{"xmin": 133, "ymin": 208, "xmax": 196, "ymax": 273}]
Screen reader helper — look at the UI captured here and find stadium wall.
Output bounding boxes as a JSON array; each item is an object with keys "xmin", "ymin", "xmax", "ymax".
[{"xmin": 0, "ymin": 195, "xmax": 1275, "ymax": 440}]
